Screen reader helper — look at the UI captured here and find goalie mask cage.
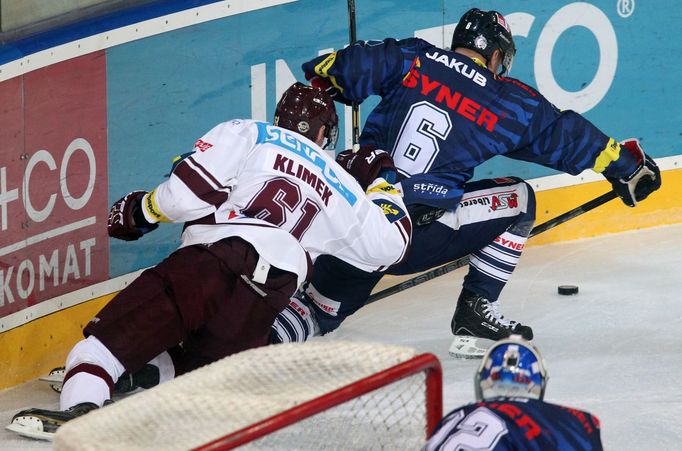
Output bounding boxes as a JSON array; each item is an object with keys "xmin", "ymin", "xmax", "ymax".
[{"xmin": 54, "ymin": 341, "xmax": 443, "ymax": 450}]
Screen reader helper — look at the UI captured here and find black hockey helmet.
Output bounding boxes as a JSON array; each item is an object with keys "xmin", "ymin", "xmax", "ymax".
[
  {"xmin": 451, "ymin": 8, "xmax": 516, "ymax": 76},
  {"xmin": 274, "ymin": 82, "xmax": 339, "ymax": 150}
]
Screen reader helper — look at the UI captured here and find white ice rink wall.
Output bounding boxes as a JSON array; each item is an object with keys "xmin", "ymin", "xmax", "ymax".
[{"xmin": 0, "ymin": 0, "xmax": 680, "ymax": 388}]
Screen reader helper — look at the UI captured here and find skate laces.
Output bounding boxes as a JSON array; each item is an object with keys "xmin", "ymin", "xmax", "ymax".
[{"xmin": 482, "ymin": 300, "xmax": 517, "ymax": 329}]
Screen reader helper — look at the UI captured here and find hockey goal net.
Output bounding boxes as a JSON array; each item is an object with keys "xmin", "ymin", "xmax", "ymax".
[{"xmin": 54, "ymin": 340, "xmax": 442, "ymax": 450}]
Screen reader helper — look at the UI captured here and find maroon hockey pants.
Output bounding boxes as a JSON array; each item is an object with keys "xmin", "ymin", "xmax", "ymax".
[{"xmin": 84, "ymin": 237, "xmax": 298, "ymax": 375}]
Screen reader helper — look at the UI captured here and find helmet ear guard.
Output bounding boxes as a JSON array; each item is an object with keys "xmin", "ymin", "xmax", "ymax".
[
  {"xmin": 451, "ymin": 8, "xmax": 516, "ymax": 76},
  {"xmin": 474, "ymin": 335, "xmax": 549, "ymax": 401},
  {"xmin": 274, "ymin": 82, "xmax": 339, "ymax": 150}
]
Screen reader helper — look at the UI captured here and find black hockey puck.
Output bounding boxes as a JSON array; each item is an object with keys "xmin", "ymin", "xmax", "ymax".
[{"xmin": 558, "ymin": 285, "xmax": 579, "ymax": 295}]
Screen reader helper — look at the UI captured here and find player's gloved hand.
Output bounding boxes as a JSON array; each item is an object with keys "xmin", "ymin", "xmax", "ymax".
[
  {"xmin": 336, "ymin": 146, "xmax": 397, "ymax": 191},
  {"xmin": 407, "ymin": 204, "xmax": 446, "ymax": 226},
  {"xmin": 606, "ymin": 139, "xmax": 661, "ymax": 207},
  {"xmin": 304, "ymin": 73, "xmax": 354, "ymax": 106},
  {"xmin": 108, "ymin": 190, "xmax": 159, "ymax": 241}
]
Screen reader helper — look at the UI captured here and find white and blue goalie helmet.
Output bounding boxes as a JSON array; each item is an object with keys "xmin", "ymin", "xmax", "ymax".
[{"xmin": 475, "ymin": 335, "xmax": 548, "ymax": 401}]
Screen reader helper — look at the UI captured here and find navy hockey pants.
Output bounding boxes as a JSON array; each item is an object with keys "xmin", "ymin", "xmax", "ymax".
[{"xmin": 307, "ymin": 177, "xmax": 536, "ymax": 334}]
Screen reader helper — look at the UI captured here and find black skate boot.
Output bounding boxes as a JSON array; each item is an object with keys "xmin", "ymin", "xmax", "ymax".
[
  {"xmin": 449, "ymin": 288, "xmax": 533, "ymax": 359},
  {"xmin": 6, "ymin": 401, "xmax": 111, "ymax": 440}
]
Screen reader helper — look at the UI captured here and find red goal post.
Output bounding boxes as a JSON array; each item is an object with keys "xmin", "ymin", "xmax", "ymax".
[
  {"xmin": 197, "ymin": 352, "xmax": 443, "ymax": 450},
  {"xmin": 55, "ymin": 341, "xmax": 443, "ymax": 450}
]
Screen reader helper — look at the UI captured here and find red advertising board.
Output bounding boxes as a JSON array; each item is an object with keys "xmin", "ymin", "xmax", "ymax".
[{"xmin": 0, "ymin": 52, "xmax": 108, "ymax": 317}]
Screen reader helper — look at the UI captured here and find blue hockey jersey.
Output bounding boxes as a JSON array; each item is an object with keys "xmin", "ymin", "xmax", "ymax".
[
  {"xmin": 302, "ymin": 38, "xmax": 638, "ymax": 209},
  {"xmin": 424, "ymin": 397, "xmax": 603, "ymax": 451}
]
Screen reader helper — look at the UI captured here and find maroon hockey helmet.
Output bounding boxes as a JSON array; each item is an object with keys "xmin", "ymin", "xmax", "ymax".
[
  {"xmin": 274, "ymin": 82, "xmax": 339, "ymax": 150},
  {"xmin": 451, "ymin": 8, "xmax": 516, "ymax": 76}
]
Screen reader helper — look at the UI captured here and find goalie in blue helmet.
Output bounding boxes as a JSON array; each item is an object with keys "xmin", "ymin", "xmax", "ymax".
[
  {"xmin": 425, "ymin": 336, "xmax": 603, "ymax": 450},
  {"xmin": 475, "ymin": 335, "xmax": 548, "ymax": 401}
]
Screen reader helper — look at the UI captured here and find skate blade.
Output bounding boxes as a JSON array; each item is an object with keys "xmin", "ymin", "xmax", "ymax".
[
  {"xmin": 39, "ymin": 368, "xmax": 65, "ymax": 393},
  {"xmin": 448, "ymin": 336, "xmax": 494, "ymax": 359},
  {"xmin": 6, "ymin": 416, "xmax": 54, "ymax": 441}
]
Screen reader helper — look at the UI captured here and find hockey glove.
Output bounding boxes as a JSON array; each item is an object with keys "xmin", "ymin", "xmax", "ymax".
[
  {"xmin": 336, "ymin": 146, "xmax": 397, "ymax": 191},
  {"xmin": 305, "ymin": 73, "xmax": 354, "ymax": 106},
  {"xmin": 108, "ymin": 190, "xmax": 159, "ymax": 241},
  {"xmin": 407, "ymin": 204, "xmax": 446, "ymax": 226},
  {"xmin": 606, "ymin": 139, "xmax": 661, "ymax": 207}
]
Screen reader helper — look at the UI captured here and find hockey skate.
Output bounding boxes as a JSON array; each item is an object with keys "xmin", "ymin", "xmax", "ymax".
[
  {"xmin": 40, "ymin": 363, "xmax": 161, "ymax": 394},
  {"xmin": 449, "ymin": 289, "xmax": 533, "ymax": 359},
  {"xmin": 6, "ymin": 401, "xmax": 111, "ymax": 440},
  {"xmin": 39, "ymin": 366, "xmax": 66, "ymax": 393}
]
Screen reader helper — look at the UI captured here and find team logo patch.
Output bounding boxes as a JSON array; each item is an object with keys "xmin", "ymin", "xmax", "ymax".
[
  {"xmin": 412, "ymin": 182, "xmax": 449, "ymax": 197},
  {"xmin": 297, "ymin": 121, "xmax": 310, "ymax": 134},
  {"xmin": 495, "ymin": 13, "xmax": 510, "ymax": 32},
  {"xmin": 194, "ymin": 139, "xmax": 213, "ymax": 152},
  {"xmin": 372, "ymin": 199, "xmax": 406, "ymax": 223},
  {"xmin": 491, "ymin": 193, "xmax": 519, "ymax": 211}
]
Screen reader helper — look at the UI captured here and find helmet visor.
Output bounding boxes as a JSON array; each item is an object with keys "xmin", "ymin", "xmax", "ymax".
[{"xmin": 501, "ymin": 48, "xmax": 515, "ymax": 76}]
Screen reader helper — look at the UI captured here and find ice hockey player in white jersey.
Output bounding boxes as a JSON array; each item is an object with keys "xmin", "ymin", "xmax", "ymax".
[{"xmin": 6, "ymin": 82, "xmax": 411, "ymax": 440}]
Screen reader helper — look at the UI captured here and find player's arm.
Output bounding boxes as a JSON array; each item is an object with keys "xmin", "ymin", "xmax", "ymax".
[
  {"xmin": 507, "ymin": 98, "xmax": 661, "ymax": 207},
  {"xmin": 301, "ymin": 38, "xmax": 416, "ymax": 104},
  {"xmin": 363, "ymin": 179, "xmax": 412, "ymax": 268},
  {"xmin": 108, "ymin": 121, "xmax": 247, "ymax": 241},
  {"xmin": 337, "ymin": 143, "xmax": 470, "ymax": 227},
  {"xmin": 336, "ymin": 146, "xmax": 412, "ymax": 268}
]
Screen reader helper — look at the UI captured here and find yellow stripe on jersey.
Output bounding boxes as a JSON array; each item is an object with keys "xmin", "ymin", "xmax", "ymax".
[
  {"xmin": 593, "ymin": 138, "xmax": 621, "ymax": 173},
  {"xmin": 143, "ymin": 189, "xmax": 170, "ymax": 223},
  {"xmin": 367, "ymin": 181, "xmax": 401, "ymax": 196},
  {"xmin": 314, "ymin": 52, "xmax": 344, "ymax": 93},
  {"xmin": 471, "ymin": 57, "xmax": 487, "ymax": 68}
]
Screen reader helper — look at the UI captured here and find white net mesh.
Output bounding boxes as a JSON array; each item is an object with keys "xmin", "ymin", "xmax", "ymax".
[
  {"xmin": 54, "ymin": 340, "xmax": 439, "ymax": 450},
  {"xmin": 243, "ymin": 373, "xmax": 427, "ymax": 451}
]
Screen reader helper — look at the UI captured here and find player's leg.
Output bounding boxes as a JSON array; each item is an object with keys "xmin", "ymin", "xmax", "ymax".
[
  {"xmin": 271, "ymin": 293, "xmax": 320, "ymax": 344},
  {"xmin": 9, "ymin": 239, "xmax": 297, "ymax": 439},
  {"xmin": 271, "ymin": 254, "xmax": 384, "ymax": 343},
  {"xmin": 390, "ymin": 177, "xmax": 537, "ymax": 357},
  {"xmin": 8, "ymin": 249, "xmax": 195, "ymax": 439},
  {"xmin": 177, "ymin": 237, "xmax": 298, "ymax": 373}
]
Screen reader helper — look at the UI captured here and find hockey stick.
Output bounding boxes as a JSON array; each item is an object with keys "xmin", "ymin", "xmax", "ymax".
[
  {"xmin": 367, "ymin": 190, "xmax": 618, "ymax": 304},
  {"xmin": 347, "ymin": 0, "xmax": 361, "ymax": 152}
]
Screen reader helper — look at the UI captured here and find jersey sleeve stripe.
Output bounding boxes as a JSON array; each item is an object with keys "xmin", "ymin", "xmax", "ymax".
[
  {"xmin": 592, "ymin": 138, "xmax": 620, "ymax": 173},
  {"xmin": 173, "ymin": 159, "xmax": 230, "ymax": 207},
  {"xmin": 395, "ymin": 215, "xmax": 412, "ymax": 263},
  {"xmin": 377, "ymin": 216, "xmax": 411, "ymax": 271},
  {"xmin": 185, "ymin": 155, "xmax": 228, "ymax": 190}
]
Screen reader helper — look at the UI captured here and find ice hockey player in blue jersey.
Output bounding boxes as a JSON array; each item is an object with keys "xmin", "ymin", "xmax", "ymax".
[
  {"xmin": 424, "ymin": 335, "xmax": 603, "ymax": 450},
  {"xmin": 272, "ymin": 7, "xmax": 661, "ymax": 357}
]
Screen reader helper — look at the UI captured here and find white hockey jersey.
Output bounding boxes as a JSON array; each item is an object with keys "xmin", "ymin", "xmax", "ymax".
[{"xmin": 140, "ymin": 119, "xmax": 411, "ymax": 287}]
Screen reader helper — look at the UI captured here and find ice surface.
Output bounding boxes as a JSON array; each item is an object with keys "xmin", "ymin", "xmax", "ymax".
[{"xmin": 2, "ymin": 224, "xmax": 681, "ymax": 450}]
